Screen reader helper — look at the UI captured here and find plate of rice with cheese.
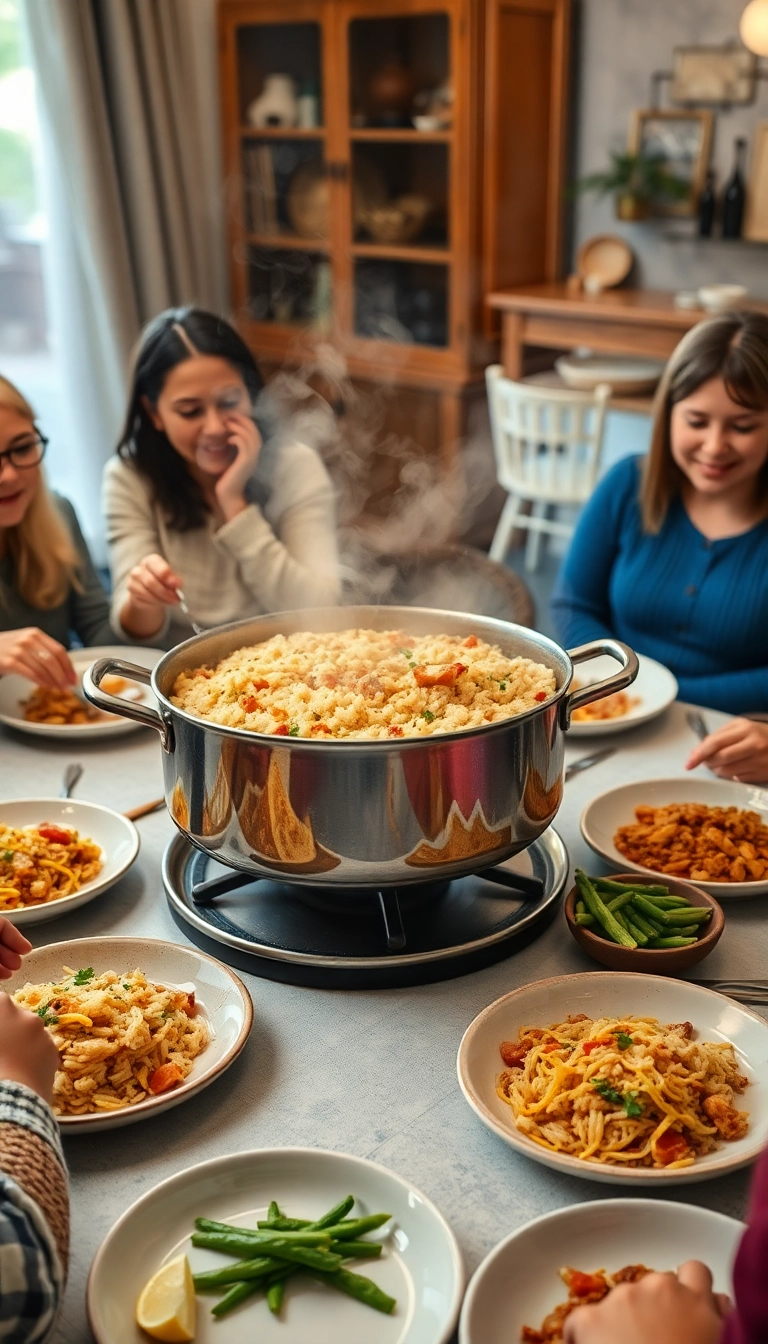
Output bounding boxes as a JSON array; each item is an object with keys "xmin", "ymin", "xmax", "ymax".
[
  {"xmin": 170, "ymin": 628, "xmax": 557, "ymax": 739},
  {"xmin": 6, "ymin": 937, "xmax": 253, "ymax": 1131}
]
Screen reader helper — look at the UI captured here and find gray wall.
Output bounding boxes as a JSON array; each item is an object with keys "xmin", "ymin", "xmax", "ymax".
[{"xmin": 571, "ymin": 0, "xmax": 768, "ymax": 296}]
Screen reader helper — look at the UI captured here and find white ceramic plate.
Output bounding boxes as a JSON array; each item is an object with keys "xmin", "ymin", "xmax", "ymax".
[
  {"xmin": 581, "ymin": 775, "xmax": 768, "ymax": 898},
  {"xmin": 0, "ymin": 644, "xmax": 163, "ymax": 739},
  {"xmin": 6, "ymin": 936, "xmax": 252, "ymax": 1131},
  {"xmin": 457, "ymin": 971, "xmax": 768, "ymax": 1185},
  {"xmin": 555, "ymin": 354, "xmax": 665, "ymax": 393},
  {"xmin": 88, "ymin": 1147, "xmax": 464, "ymax": 1344},
  {"xmin": 459, "ymin": 1198, "xmax": 744, "ymax": 1344},
  {"xmin": 0, "ymin": 798, "xmax": 140, "ymax": 926},
  {"xmin": 569, "ymin": 653, "xmax": 678, "ymax": 737}
]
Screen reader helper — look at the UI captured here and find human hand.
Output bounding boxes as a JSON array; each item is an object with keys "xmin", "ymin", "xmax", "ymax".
[
  {"xmin": 686, "ymin": 717, "xmax": 768, "ymax": 784},
  {"xmin": 563, "ymin": 1261, "xmax": 729, "ymax": 1344},
  {"xmin": 125, "ymin": 553, "xmax": 184, "ymax": 615},
  {"xmin": 0, "ymin": 918, "xmax": 32, "ymax": 981},
  {"xmin": 0, "ymin": 627, "xmax": 76, "ymax": 690},
  {"xmin": 0, "ymin": 994, "xmax": 60, "ymax": 1104},
  {"xmin": 213, "ymin": 412, "xmax": 261, "ymax": 521}
]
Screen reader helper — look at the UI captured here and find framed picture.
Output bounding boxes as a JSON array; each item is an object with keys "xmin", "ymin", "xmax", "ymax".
[
  {"xmin": 670, "ymin": 45, "xmax": 756, "ymax": 106},
  {"xmin": 745, "ymin": 123, "xmax": 768, "ymax": 242},
  {"xmin": 629, "ymin": 109, "xmax": 714, "ymax": 217}
]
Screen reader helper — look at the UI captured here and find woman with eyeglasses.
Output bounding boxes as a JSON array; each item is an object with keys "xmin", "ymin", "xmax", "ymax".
[
  {"xmin": 0, "ymin": 376, "xmax": 114, "ymax": 688},
  {"xmin": 103, "ymin": 307, "xmax": 341, "ymax": 648}
]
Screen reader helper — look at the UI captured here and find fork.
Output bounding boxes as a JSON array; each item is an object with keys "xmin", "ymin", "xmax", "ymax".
[
  {"xmin": 686, "ymin": 709, "xmax": 709, "ymax": 742},
  {"xmin": 175, "ymin": 588, "xmax": 205, "ymax": 636},
  {"xmin": 693, "ymin": 979, "xmax": 768, "ymax": 1005}
]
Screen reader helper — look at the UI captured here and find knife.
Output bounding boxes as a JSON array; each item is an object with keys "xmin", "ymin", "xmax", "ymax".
[{"xmin": 564, "ymin": 747, "xmax": 616, "ymax": 782}]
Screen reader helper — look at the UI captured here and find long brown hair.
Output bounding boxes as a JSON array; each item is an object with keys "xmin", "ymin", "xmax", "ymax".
[
  {"xmin": 642, "ymin": 310, "xmax": 768, "ymax": 532},
  {"xmin": 0, "ymin": 376, "xmax": 81, "ymax": 609}
]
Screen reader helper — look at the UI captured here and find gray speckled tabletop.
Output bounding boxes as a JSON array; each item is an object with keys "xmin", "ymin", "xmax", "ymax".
[{"xmin": 3, "ymin": 700, "xmax": 763, "ymax": 1344}]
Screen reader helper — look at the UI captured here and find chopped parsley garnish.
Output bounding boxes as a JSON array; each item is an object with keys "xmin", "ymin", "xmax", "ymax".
[
  {"xmin": 2, "ymin": 850, "xmax": 13, "ymax": 861},
  {"xmin": 399, "ymin": 649, "xmax": 413, "ymax": 659},
  {"xmin": 288, "ymin": 724, "xmax": 300, "ymax": 737},
  {"xmin": 624, "ymin": 1091, "xmax": 643, "ymax": 1119},
  {"xmin": 593, "ymin": 1078, "xmax": 644, "ymax": 1118},
  {"xmin": 616, "ymin": 1032, "xmax": 634, "ymax": 1051},
  {"xmin": 73, "ymin": 967, "xmax": 95, "ymax": 985},
  {"xmin": 499, "ymin": 682, "xmax": 507, "ymax": 691},
  {"xmin": 36, "ymin": 1003, "xmax": 59, "ymax": 1026},
  {"xmin": 421, "ymin": 709, "xmax": 435, "ymax": 723},
  {"xmin": 123, "ymin": 983, "xmax": 131, "ymax": 991},
  {"xmin": 592, "ymin": 1079, "xmax": 624, "ymax": 1106}
]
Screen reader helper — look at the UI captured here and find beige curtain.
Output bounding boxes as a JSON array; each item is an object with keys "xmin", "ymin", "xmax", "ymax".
[{"xmin": 23, "ymin": 0, "xmax": 227, "ymax": 549}]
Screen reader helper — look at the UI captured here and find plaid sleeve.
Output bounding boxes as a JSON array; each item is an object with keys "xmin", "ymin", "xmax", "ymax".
[
  {"xmin": 0, "ymin": 1174, "xmax": 63, "ymax": 1342},
  {"xmin": 0, "ymin": 1085, "xmax": 66, "ymax": 1343}
]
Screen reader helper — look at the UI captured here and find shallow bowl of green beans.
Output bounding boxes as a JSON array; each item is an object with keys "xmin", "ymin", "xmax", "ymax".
[{"xmin": 564, "ymin": 871, "xmax": 724, "ymax": 973}]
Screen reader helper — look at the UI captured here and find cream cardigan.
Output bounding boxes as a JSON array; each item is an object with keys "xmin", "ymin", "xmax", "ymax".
[{"xmin": 103, "ymin": 440, "xmax": 341, "ymax": 648}]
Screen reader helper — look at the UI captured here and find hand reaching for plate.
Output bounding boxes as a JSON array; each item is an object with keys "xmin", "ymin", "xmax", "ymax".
[
  {"xmin": 0, "ymin": 627, "xmax": 76, "ymax": 690},
  {"xmin": 686, "ymin": 718, "xmax": 768, "ymax": 785},
  {"xmin": 0, "ymin": 918, "xmax": 31, "ymax": 980},
  {"xmin": 563, "ymin": 1261, "xmax": 729, "ymax": 1344}
]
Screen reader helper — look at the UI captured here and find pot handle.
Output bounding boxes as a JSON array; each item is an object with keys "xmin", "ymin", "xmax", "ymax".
[
  {"xmin": 83, "ymin": 657, "xmax": 174, "ymax": 752},
  {"xmin": 561, "ymin": 639, "xmax": 639, "ymax": 730}
]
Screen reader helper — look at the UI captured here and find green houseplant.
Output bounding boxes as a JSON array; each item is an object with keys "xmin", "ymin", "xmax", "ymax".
[{"xmin": 575, "ymin": 151, "xmax": 690, "ymax": 221}]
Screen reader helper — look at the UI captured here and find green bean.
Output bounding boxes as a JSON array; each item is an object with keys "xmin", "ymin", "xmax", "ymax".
[
  {"xmin": 257, "ymin": 1195, "xmax": 355, "ymax": 1233},
  {"xmin": 612, "ymin": 908, "xmax": 630, "ymax": 932},
  {"xmin": 639, "ymin": 895, "xmax": 692, "ymax": 909},
  {"xmin": 193, "ymin": 1255, "xmax": 280, "ymax": 1291},
  {"xmin": 211, "ymin": 1279, "xmax": 264, "ymax": 1317},
  {"xmin": 632, "ymin": 894, "xmax": 677, "ymax": 925},
  {"xmin": 575, "ymin": 870, "xmax": 636, "ymax": 948},
  {"xmin": 576, "ymin": 898, "xmax": 586, "ymax": 915},
  {"xmin": 627, "ymin": 906, "xmax": 665, "ymax": 939},
  {"xmin": 594, "ymin": 879, "xmax": 671, "ymax": 897},
  {"xmin": 267, "ymin": 1200, "xmax": 281, "ymax": 1223},
  {"xmin": 575, "ymin": 912, "xmax": 595, "ymax": 927},
  {"xmin": 329, "ymin": 1215, "xmax": 392, "ymax": 1240},
  {"xmin": 663, "ymin": 907, "xmax": 712, "ymax": 926},
  {"xmin": 267, "ymin": 1278, "xmax": 286, "ymax": 1314},
  {"xmin": 191, "ymin": 1231, "xmax": 334, "ymax": 1260},
  {"xmin": 672, "ymin": 924, "xmax": 699, "ymax": 937},
  {"xmin": 313, "ymin": 1196, "xmax": 356, "ymax": 1228},
  {"xmin": 604, "ymin": 891, "xmax": 636, "ymax": 912},
  {"xmin": 337, "ymin": 1241, "xmax": 383, "ymax": 1259},
  {"xmin": 304, "ymin": 1266, "xmax": 397, "ymax": 1315},
  {"xmin": 624, "ymin": 916, "xmax": 649, "ymax": 946},
  {"xmin": 257, "ymin": 1215, "xmax": 309, "ymax": 1230},
  {"xmin": 648, "ymin": 935, "xmax": 698, "ymax": 948}
]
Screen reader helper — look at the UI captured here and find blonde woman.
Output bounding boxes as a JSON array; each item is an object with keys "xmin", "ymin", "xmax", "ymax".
[
  {"xmin": 552, "ymin": 311, "xmax": 768, "ymax": 781},
  {"xmin": 0, "ymin": 377, "xmax": 115, "ymax": 688}
]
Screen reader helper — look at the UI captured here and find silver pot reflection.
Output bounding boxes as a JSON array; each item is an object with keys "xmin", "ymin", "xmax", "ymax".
[{"xmin": 83, "ymin": 607, "xmax": 637, "ymax": 888}]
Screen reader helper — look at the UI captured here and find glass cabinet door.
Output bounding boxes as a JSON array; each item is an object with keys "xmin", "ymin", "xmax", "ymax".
[
  {"xmin": 236, "ymin": 18, "xmax": 332, "ymax": 331},
  {"xmin": 343, "ymin": 8, "xmax": 452, "ymax": 349}
]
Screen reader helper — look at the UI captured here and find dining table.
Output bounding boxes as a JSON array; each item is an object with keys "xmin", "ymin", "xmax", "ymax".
[{"xmin": 3, "ymin": 697, "xmax": 764, "ymax": 1343}]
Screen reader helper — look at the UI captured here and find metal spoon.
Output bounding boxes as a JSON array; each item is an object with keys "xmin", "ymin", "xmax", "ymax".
[
  {"xmin": 60, "ymin": 763, "xmax": 83, "ymax": 798},
  {"xmin": 175, "ymin": 588, "xmax": 205, "ymax": 636}
]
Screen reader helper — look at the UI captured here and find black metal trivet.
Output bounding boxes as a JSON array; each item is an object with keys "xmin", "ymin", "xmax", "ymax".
[{"xmin": 162, "ymin": 829, "xmax": 568, "ymax": 988}]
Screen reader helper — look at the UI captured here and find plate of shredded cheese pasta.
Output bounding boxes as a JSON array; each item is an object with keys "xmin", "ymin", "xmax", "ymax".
[
  {"xmin": 0, "ymin": 799, "xmax": 140, "ymax": 925},
  {"xmin": 457, "ymin": 972, "xmax": 768, "ymax": 1185},
  {"xmin": 568, "ymin": 654, "xmax": 677, "ymax": 736},
  {"xmin": 6, "ymin": 936, "xmax": 253, "ymax": 1130}
]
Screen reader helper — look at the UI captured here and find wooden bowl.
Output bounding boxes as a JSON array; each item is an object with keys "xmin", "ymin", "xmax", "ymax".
[
  {"xmin": 564, "ymin": 873, "xmax": 724, "ymax": 974},
  {"xmin": 576, "ymin": 234, "xmax": 633, "ymax": 289}
]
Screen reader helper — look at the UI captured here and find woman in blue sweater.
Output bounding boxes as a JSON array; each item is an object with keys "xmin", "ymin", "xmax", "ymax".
[{"xmin": 552, "ymin": 310, "xmax": 768, "ymax": 782}]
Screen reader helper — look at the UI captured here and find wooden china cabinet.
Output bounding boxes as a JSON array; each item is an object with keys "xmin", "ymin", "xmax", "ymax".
[{"xmin": 218, "ymin": 0, "xmax": 571, "ymax": 483}]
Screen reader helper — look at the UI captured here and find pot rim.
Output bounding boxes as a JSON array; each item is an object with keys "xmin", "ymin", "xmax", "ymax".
[{"xmin": 147, "ymin": 605, "xmax": 575, "ymax": 747}]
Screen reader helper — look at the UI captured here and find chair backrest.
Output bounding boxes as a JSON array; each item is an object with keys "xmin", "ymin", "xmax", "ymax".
[{"xmin": 485, "ymin": 365, "xmax": 610, "ymax": 501}]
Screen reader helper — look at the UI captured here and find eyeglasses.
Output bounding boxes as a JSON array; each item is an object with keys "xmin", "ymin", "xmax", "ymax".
[{"xmin": 0, "ymin": 432, "xmax": 48, "ymax": 471}]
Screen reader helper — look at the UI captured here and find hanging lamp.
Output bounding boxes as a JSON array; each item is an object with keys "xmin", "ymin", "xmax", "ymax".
[{"xmin": 741, "ymin": 0, "xmax": 768, "ymax": 55}]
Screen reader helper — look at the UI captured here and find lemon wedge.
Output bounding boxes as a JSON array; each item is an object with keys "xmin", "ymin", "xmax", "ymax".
[{"xmin": 136, "ymin": 1253, "xmax": 196, "ymax": 1342}]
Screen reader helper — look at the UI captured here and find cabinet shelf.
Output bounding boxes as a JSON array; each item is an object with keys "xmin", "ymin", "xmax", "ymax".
[
  {"xmin": 350, "ymin": 127, "xmax": 452, "ymax": 144},
  {"xmin": 247, "ymin": 232, "xmax": 329, "ymax": 251},
  {"xmin": 239, "ymin": 126, "xmax": 325, "ymax": 139},
  {"xmin": 351, "ymin": 241, "xmax": 451, "ymax": 264}
]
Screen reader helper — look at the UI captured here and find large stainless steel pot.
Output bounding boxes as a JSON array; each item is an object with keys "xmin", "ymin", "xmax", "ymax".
[{"xmin": 84, "ymin": 607, "xmax": 637, "ymax": 887}]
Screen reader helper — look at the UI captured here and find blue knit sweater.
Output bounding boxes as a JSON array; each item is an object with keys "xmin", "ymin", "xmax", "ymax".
[{"xmin": 551, "ymin": 455, "xmax": 768, "ymax": 714}]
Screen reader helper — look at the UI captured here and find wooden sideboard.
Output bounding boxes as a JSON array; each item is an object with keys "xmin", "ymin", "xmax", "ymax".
[{"xmin": 487, "ymin": 283, "xmax": 768, "ymax": 412}]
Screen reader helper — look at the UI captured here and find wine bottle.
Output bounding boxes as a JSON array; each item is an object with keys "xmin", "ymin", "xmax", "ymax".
[
  {"xmin": 722, "ymin": 138, "xmax": 747, "ymax": 239},
  {"xmin": 698, "ymin": 169, "xmax": 716, "ymax": 237}
]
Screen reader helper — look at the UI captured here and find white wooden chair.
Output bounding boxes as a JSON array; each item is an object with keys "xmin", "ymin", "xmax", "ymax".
[{"xmin": 485, "ymin": 365, "xmax": 610, "ymax": 571}]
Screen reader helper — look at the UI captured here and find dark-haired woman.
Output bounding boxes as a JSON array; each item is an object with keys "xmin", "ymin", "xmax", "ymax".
[
  {"xmin": 103, "ymin": 308, "xmax": 341, "ymax": 648},
  {"xmin": 552, "ymin": 310, "xmax": 768, "ymax": 779}
]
